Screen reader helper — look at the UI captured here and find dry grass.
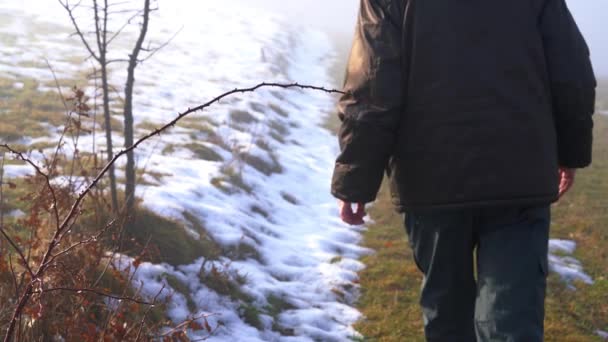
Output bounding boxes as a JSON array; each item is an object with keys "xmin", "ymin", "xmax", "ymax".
[
  {"xmin": 243, "ymin": 153, "xmax": 283, "ymax": 176},
  {"xmin": 352, "ymin": 184, "xmax": 425, "ymax": 342},
  {"xmin": 354, "ymin": 115, "xmax": 608, "ymax": 341},
  {"xmin": 230, "ymin": 109, "xmax": 258, "ymax": 124},
  {"xmin": 0, "ymin": 77, "xmax": 65, "ymax": 141}
]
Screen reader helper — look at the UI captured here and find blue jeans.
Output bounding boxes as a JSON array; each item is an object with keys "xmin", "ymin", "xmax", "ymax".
[{"xmin": 404, "ymin": 205, "xmax": 550, "ymax": 342}]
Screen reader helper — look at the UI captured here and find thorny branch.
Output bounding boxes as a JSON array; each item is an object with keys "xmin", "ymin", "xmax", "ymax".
[
  {"xmin": 155, "ymin": 312, "xmax": 219, "ymax": 340},
  {"xmin": 45, "ymin": 218, "xmax": 117, "ymax": 266},
  {"xmin": 32, "ymin": 287, "xmax": 153, "ymax": 305},
  {"xmin": 133, "ymin": 284, "xmax": 165, "ymax": 341},
  {"xmin": 0, "ymin": 82, "xmax": 345, "ymax": 342},
  {"xmin": 0, "ymin": 227, "xmax": 34, "ymax": 280}
]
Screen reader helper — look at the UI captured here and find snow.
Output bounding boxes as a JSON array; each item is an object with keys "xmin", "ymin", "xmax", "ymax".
[
  {"xmin": 549, "ymin": 239, "xmax": 577, "ymax": 254},
  {"xmin": 2, "ymin": 165, "xmax": 35, "ymax": 178},
  {"xmin": 548, "ymin": 239, "xmax": 594, "ymax": 288},
  {"xmin": 6, "ymin": 209, "xmax": 25, "ymax": 218},
  {"xmin": 1, "ymin": 0, "xmax": 370, "ymax": 340}
]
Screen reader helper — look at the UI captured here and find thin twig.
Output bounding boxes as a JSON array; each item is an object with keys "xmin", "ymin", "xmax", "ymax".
[
  {"xmin": 0, "ymin": 152, "xmax": 5, "ymax": 235},
  {"xmin": 134, "ymin": 284, "xmax": 165, "ymax": 341},
  {"xmin": 32, "ymin": 287, "xmax": 153, "ymax": 305},
  {"xmin": 0, "ymin": 147, "xmax": 61, "ymax": 232},
  {"xmin": 44, "ymin": 59, "xmax": 76, "ymax": 183},
  {"xmin": 8, "ymin": 254, "xmax": 19, "ymax": 298},
  {"xmin": 44, "ymin": 218, "xmax": 117, "ymax": 266},
  {"xmin": 0, "ymin": 227, "xmax": 34, "ymax": 279},
  {"xmin": 155, "ymin": 312, "xmax": 218, "ymax": 339},
  {"xmin": 106, "ymin": 10, "xmax": 144, "ymax": 46},
  {"xmin": 58, "ymin": 0, "xmax": 100, "ymax": 62},
  {"xmin": 139, "ymin": 26, "xmax": 183, "ymax": 63}
]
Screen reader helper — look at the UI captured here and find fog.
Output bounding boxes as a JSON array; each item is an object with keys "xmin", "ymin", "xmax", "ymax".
[
  {"xmin": 241, "ymin": 0, "xmax": 606, "ymax": 77},
  {"xmin": 568, "ymin": 1, "xmax": 608, "ymax": 77}
]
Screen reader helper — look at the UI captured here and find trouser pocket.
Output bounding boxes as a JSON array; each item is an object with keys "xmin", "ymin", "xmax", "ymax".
[{"xmin": 474, "ymin": 204, "xmax": 550, "ymax": 342}]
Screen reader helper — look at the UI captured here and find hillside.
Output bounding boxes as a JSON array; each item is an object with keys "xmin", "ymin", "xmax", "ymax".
[{"xmin": 0, "ymin": 2, "xmax": 367, "ymax": 341}]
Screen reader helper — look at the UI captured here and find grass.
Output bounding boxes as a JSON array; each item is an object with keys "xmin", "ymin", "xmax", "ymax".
[
  {"xmin": 269, "ymin": 130, "xmax": 287, "ymax": 144},
  {"xmin": 123, "ymin": 208, "xmax": 221, "ymax": 266},
  {"xmin": 353, "ymin": 186, "xmax": 425, "ymax": 342},
  {"xmin": 243, "ymin": 153, "xmax": 283, "ymax": 176},
  {"xmin": 249, "ymin": 102, "xmax": 267, "ymax": 114},
  {"xmin": 199, "ymin": 263, "xmax": 251, "ymax": 303},
  {"xmin": 0, "ymin": 77, "xmax": 66, "ymax": 142},
  {"xmin": 250, "ymin": 204, "xmax": 271, "ymax": 219},
  {"xmin": 268, "ymin": 103, "xmax": 289, "ymax": 118},
  {"xmin": 269, "ymin": 119, "xmax": 289, "ymax": 136},
  {"xmin": 162, "ymin": 273, "xmax": 197, "ymax": 312},
  {"xmin": 223, "ymin": 241, "xmax": 263, "ymax": 262},
  {"xmin": 0, "ymin": 177, "xmax": 31, "ymax": 215},
  {"xmin": 354, "ymin": 114, "xmax": 608, "ymax": 341},
  {"xmin": 183, "ymin": 143, "xmax": 224, "ymax": 162},
  {"xmin": 230, "ymin": 109, "xmax": 258, "ymax": 124},
  {"xmin": 542, "ymin": 113, "xmax": 608, "ymax": 341},
  {"xmin": 210, "ymin": 166, "xmax": 254, "ymax": 194},
  {"xmin": 596, "ymin": 80, "xmax": 608, "ymax": 111},
  {"xmin": 280, "ymin": 192, "xmax": 300, "ymax": 205}
]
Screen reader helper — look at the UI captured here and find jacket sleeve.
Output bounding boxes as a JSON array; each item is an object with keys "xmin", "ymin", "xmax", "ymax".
[
  {"xmin": 540, "ymin": 0, "xmax": 596, "ymax": 168},
  {"xmin": 331, "ymin": 0, "xmax": 403, "ymax": 203}
]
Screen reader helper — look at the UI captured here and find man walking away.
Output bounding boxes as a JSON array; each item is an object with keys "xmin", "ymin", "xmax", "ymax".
[{"xmin": 331, "ymin": 0, "xmax": 596, "ymax": 341}]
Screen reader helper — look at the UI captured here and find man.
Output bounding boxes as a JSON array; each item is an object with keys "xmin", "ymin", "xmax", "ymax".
[{"xmin": 331, "ymin": 0, "xmax": 596, "ymax": 341}]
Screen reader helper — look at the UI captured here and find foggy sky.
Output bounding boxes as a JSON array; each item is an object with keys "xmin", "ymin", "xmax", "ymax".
[
  {"xmin": 242, "ymin": 0, "xmax": 606, "ymax": 76},
  {"xmin": 568, "ymin": 0, "xmax": 608, "ymax": 76}
]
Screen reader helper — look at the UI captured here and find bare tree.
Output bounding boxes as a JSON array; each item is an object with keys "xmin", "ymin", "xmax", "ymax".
[
  {"xmin": 123, "ymin": 0, "xmax": 151, "ymax": 214},
  {"xmin": 60, "ymin": 0, "xmax": 120, "ymax": 213},
  {"xmin": 61, "ymin": 0, "xmax": 174, "ymax": 216}
]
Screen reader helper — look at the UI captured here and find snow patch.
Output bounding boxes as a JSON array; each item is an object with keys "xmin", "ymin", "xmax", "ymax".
[
  {"xmin": 3, "ymin": 165, "xmax": 35, "ymax": 178},
  {"xmin": 548, "ymin": 239, "xmax": 594, "ymax": 288}
]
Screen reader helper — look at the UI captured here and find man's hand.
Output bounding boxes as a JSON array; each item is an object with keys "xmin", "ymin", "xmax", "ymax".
[
  {"xmin": 558, "ymin": 167, "xmax": 576, "ymax": 199},
  {"xmin": 339, "ymin": 201, "xmax": 366, "ymax": 225}
]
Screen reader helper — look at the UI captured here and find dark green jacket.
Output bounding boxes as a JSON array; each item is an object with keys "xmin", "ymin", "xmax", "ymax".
[{"xmin": 331, "ymin": 0, "xmax": 596, "ymax": 211}]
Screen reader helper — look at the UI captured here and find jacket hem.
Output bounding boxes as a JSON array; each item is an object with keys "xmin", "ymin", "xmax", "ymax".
[{"xmin": 393, "ymin": 194, "xmax": 559, "ymax": 213}]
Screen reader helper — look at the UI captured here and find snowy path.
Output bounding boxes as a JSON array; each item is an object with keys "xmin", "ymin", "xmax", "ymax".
[{"xmin": 1, "ymin": 1, "xmax": 370, "ymax": 340}]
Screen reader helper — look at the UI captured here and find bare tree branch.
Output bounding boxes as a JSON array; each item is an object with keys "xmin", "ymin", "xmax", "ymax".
[
  {"xmin": 8, "ymin": 254, "xmax": 19, "ymax": 297},
  {"xmin": 45, "ymin": 218, "xmax": 117, "ymax": 267},
  {"xmin": 106, "ymin": 10, "xmax": 144, "ymax": 46},
  {"xmin": 0, "ymin": 146, "xmax": 61, "ymax": 232},
  {"xmin": 44, "ymin": 59, "xmax": 77, "ymax": 183},
  {"xmin": 134, "ymin": 284, "xmax": 164, "ymax": 341},
  {"xmin": 58, "ymin": 0, "xmax": 100, "ymax": 61},
  {"xmin": 154, "ymin": 312, "xmax": 218, "ymax": 340},
  {"xmin": 139, "ymin": 26, "xmax": 183, "ymax": 63},
  {"xmin": 0, "ymin": 229, "xmax": 34, "ymax": 279},
  {"xmin": 32, "ymin": 287, "xmax": 153, "ymax": 305}
]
